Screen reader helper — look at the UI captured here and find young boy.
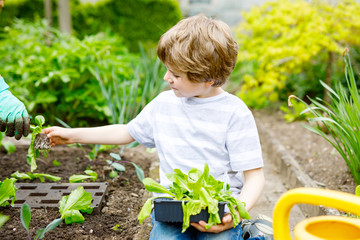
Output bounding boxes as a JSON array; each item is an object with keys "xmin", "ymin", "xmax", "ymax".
[{"xmin": 44, "ymin": 15, "xmax": 265, "ymax": 240}]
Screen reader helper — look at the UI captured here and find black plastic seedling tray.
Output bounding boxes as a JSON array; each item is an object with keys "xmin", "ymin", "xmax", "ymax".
[{"xmin": 154, "ymin": 198, "xmax": 226, "ymax": 223}]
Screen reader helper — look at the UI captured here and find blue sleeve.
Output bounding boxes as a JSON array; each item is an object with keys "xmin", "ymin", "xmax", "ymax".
[{"xmin": 0, "ymin": 76, "xmax": 9, "ymax": 93}]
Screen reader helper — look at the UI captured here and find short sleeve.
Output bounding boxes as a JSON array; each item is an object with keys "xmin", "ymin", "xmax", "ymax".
[
  {"xmin": 127, "ymin": 98, "xmax": 157, "ymax": 148},
  {"xmin": 226, "ymin": 108, "xmax": 263, "ymax": 171}
]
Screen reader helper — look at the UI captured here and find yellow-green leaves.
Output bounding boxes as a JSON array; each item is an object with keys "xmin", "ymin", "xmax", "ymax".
[
  {"xmin": 69, "ymin": 170, "xmax": 98, "ymax": 183},
  {"xmin": 59, "ymin": 187, "xmax": 93, "ymax": 224},
  {"xmin": 27, "ymin": 115, "xmax": 49, "ymax": 172},
  {"xmin": 0, "ymin": 178, "xmax": 17, "ymax": 207},
  {"xmin": 138, "ymin": 164, "xmax": 250, "ymax": 232},
  {"xmin": 234, "ymin": 0, "xmax": 360, "ymax": 108},
  {"xmin": 142, "ymin": 178, "xmax": 174, "ymax": 196},
  {"xmin": 0, "ymin": 214, "xmax": 9, "ymax": 229}
]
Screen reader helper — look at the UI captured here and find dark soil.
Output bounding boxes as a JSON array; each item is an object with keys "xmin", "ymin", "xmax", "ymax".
[
  {"xmin": 0, "ymin": 109, "xmax": 357, "ymax": 239},
  {"xmin": 254, "ymin": 109, "xmax": 357, "ymax": 194},
  {"xmin": 0, "ymin": 144, "xmax": 157, "ymax": 240}
]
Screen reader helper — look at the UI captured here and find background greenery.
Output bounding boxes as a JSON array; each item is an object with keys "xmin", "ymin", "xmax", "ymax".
[
  {"xmin": 0, "ymin": 0, "xmax": 182, "ymax": 52},
  {"xmin": 231, "ymin": 0, "xmax": 360, "ymax": 110}
]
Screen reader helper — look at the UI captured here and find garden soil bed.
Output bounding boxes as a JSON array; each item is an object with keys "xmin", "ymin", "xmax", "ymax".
[
  {"xmin": 0, "ymin": 109, "xmax": 357, "ymax": 239},
  {"xmin": 254, "ymin": 109, "xmax": 356, "ymax": 194},
  {"xmin": 0, "ymin": 144, "xmax": 157, "ymax": 240}
]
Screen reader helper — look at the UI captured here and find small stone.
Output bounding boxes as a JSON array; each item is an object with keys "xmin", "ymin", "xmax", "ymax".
[
  {"xmin": 102, "ymin": 207, "xmax": 109, "ymax": 213},
  {"xmin": 130, "ymin": 193, "xmax": 139, "ymax": 197},
  {"xmin": 89, "ymin": 229, "xmax": 93, "ymax": 234}
]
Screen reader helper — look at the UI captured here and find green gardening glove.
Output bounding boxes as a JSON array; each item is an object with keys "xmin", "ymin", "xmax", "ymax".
[{"xmin": 0, "ymin": 76, "xmax": 30, "ymax": 140}]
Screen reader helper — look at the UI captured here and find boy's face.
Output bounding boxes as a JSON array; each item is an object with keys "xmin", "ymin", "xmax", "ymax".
[{"xmin": 163, "ymin": 67, "xmax": 215, "ymax": 98}]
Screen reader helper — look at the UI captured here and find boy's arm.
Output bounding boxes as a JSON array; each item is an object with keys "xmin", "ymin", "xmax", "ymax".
[
  {"xmin": 43, "ymin": 124, "xmax": 135, "ymax": 146},
  {"xmin": 238, "ymin": 167, "xmax": 265, "ymax": 211}
]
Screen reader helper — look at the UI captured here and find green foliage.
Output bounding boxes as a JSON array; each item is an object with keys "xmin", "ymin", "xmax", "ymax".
[
  {"xmin": 71, "ymin": 0, "xmax": 182, "ymax": 51},
  {"xmin": 0, "ymin": 0, "xmax": 44, "ymax": 30},
  {"xmin": 233, "ymin": 0, "xmax": 360, "ymax": 109},
  {"xmin": 89, "ymin": 45, "xmax": 167, "ymax": 125},
  {"xmin": 69, "ymin": 170, "xmax": 98, "ymax": 183},
  {"xmin": 59, "ymin": 186, "xmax": 93, "ymax": 224},
  {"xmin": 290, "ymin": 50, "xmax": 360, "ymax": 184},
  {"xmin": 20, "ymin": 203, "xmax": 62, "ymax": 240},
  {"xmin": 0, "ymin": 19, "xmax": 132, "ymax": 127},
  {"xmin": 27, "ymin": 115, "xmax": 49, "ymax": 172},
  {"xmin": 138, "ymin": 164, "xmax": 250, "ymax": 232},
  {"xmin": 0, "ymin": 19, "xmax": 166, "ymax": 127},
  {"xmin": 106, "ymin": 147, "xmax": 144, "ymax": 181},
  {"xmin": 1, "ymin": 0, "xmax": 182, "ymax": 52},
  {"xmin": 0, "ymin": 178, "xmax": 17, "ymax": 207},
  {"xmin": 0, "ymin": 213, "xmax": 9, "ymax": 229},
  {"xmin": 11, "ymin": 171, "xmax": 61, "ymax": 182},
  {"xmin": 280, "ymin": 100, "xmax": 311, "ymax": 123},
  {"xmin": 0, "ymin": 132, "xmax": 16, "ymax": 154}
]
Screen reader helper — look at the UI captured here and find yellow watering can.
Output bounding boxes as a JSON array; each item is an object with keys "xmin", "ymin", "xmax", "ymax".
[{"xmin": 273, "ymin": 187, "xmax": 360, "ymax": 240}]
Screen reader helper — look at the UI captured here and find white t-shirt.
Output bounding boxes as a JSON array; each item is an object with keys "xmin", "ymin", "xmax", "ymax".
[{"xmin": 127, "ymin": 90, "xmax": 263, "ymax": 196}]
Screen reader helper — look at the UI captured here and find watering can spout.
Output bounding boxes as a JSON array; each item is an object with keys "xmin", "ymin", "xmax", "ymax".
[{"xmin": 272, "ymin": 187, "xmax": 360, "ymax": 240}]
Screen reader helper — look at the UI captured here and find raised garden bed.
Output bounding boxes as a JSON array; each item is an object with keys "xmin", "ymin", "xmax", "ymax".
[{"xmin": 0, "ymin": 144, "xmax": 156, "ymax": 240}]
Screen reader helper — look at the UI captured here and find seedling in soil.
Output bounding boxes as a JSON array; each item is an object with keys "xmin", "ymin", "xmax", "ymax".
[
  {"xmin": 69, "ymin": 170, "xmax": 98, "ymax": 183},
  {"xmin": 0, "ymin": 213, "xmax": 9, "ymax": 229},
  {"xmin": 11, "ymin": 171, "xmax": 61, "ymax": 182},
  {"xmin": 27, "ymin": 115, "xmax": 51, "ymax": 172},
  {"xmin": 0, "ymin": 178, "xmax": 17, "ymax": 230},
  {"xmin": 0, "ymin": 178, "xmax": 17, "ymax": 207},
  {"xmin": 106, "ymin": 147, "xmax": 144, "ymax": 181},
  {"xmin": 19, "ymin": 186, "xmax": 94, "ymax": 239},
  {"xmin": 0, "ymin": 132, "xmax": 15, "ymax": 154},
  {"xmin": 20, "ymin": 203, "xmax": 62, "ymax": 240},
  {"xmin": 138, "ymin": 163, "xmax": 250, "ymax": 232},
  {"xmin": 59, "ymin": 186, "xmax": 93, "ymax": 224}
]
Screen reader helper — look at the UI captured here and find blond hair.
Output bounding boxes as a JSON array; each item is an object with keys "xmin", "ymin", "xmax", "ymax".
[{"xmin": 157, "ymin": 15, "xmax": 238, "ymax": 87}]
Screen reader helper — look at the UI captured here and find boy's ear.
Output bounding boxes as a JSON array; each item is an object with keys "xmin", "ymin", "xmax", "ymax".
[{"xmin": 205, "ymin": 80, "xmax": 215, "ymax": 87}]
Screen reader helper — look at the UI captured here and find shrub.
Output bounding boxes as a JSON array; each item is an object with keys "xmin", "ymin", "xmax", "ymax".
[
  {"xmin": 0, "ymin": 19, "xmax": 166, "ymax": 127},
  {"xmin": 0, "ymin": 0, "xmax": 182, "ymax": 52},
  {"xmin": 233, "ymin": 0, "xmax": 360, "ymax": 109},
  {"xmin": 289, "ymin": 50, "xmax": 360, "ymax": 185}
]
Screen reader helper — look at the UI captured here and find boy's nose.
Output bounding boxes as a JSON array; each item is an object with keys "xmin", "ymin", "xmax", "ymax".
[{"xmin": 163, "ymin": 71, "xmax": 173, "ymax": 83}]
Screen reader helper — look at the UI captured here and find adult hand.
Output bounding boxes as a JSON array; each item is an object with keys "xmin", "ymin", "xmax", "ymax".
[
  {"xmin": 0, "ymin": 89, "xmax": 30, "ymax": 140},
  {"xmin": 190, "ymin": 213, "xmax": 238, "ymax": 233}
]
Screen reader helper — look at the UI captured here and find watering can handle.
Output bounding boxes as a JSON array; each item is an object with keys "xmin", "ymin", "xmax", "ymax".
[{"xmin": 272, "ymin": 187, "xmax": 360, "ymax": 240}]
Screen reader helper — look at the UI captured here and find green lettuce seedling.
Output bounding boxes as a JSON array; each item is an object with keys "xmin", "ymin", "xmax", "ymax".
[
  {"xmin": 0, "ymin": 132, "xmax": 16, "ymax": 154},
  {"xmin": 138, "ymin": 163, "xmax": 250, "ymax": 232},
  {"xmin": 59, "ymin": 186, "xmax": 93, "ymax": 224},
  {"xmin": 20, "ymin": 203, "xmax": 62, "ymax": 240},
  {"xmin": 11, "ymin": 171, "xmax": 61, "ymax": 182},
  {"xmin": 69, "ymin": 170, "xmax": 98, "ymax": 183},
  {"xmin": 106, "ymin": 149, "xmax": 144, "ymax": 181},
  {"xmin": 27, "ymin": 115, "xmax": 49, "ymax": 172},
  {"xmin": 0, "ymin": 213, "xmax": 9, "ymax": 229},
  {"xmin": 0, "ymin": 178, "xmax": 17, "ymax": 207}
]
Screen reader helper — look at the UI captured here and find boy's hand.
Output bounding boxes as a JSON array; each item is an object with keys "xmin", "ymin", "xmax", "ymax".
[
  {"xmin": 190, "ymin": 212, "xmax": 239, "ymax": 233},
  {"xmin": 43, "ymin": 126, "xmax": 74, "ymax": 147}
]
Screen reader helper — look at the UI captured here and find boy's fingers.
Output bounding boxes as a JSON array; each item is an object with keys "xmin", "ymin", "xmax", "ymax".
[{"xmin": 222, "ymin": 214, "xmax": 232, "ymax": 223}]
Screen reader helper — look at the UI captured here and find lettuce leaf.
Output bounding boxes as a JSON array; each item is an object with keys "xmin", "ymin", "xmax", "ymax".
[{"xmin": 59, "ymin": 187, "xmax": 93, "ymax": 224}]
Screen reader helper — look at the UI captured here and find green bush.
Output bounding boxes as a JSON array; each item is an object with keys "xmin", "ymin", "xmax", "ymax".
[
  {"xmin": 232, "ymin": 0, "xmax": 360, "ymax": 109},
  {"xmin": 0, "ymin": 19, "xmax": 166, "ymax": 127},
  {"xmin": 72, "ymin": 0, "xmax": 182, "ymax": 51},
  {"xmin": 0, "ymin": 0, "xmax": 182, "ymax": 52}
]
